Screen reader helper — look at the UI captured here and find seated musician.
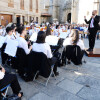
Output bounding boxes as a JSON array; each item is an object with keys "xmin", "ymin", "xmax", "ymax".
[
  {"xmin": 63, "ymin": 29, "xmax": 85, "ymax": 64},
  {"xmin": 32, "ymin": 31, "xmax": 59, "ymax": 76},
  {"xmin": 53, "ymin": 25, "xmax": 62, "ymax": 37},
  {"xmin": 45, "ymin": 26, "xmax": 59, "ymax": 46},
  {"xmin": 63, "ymin": 29, "xmax": 85, "ymax": 50},
  {"xmin": 0, "ymin": 66, "xmax": 23, "ymax": 98},
  {"xmin": 4, "ymin": 27, "xmax": 13, "ymax": 43},
  {"xmin": 17, "ymin": 26, "xmax": 32, "ymax": 55},
  {"xmin": 11, "ymin": 24, "xmax": 20, "ymax": 40}
]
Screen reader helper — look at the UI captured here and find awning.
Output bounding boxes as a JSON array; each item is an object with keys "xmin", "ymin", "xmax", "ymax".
[{"xmin": 41, "ymin": 13, "xmax": 52, "ymax": 17}]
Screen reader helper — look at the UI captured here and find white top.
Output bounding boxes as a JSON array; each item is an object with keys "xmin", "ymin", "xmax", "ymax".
[
  {"xmin": 29, "ymin": 29, "xmax": 35, "ymax": 36},
  {"xmin": 17, "ymin": 37, "xmax": 30, "ymax": 55},
  {"xmin": 32, "ymin": 43, "xmax": 52, "ymax": 58},
  {"xmin": 63, "ymin": 37, "xmax": 85, "ymax": 50},
  {"xmin": 0, "ymin": 29, "xmax": 3, "ymax": 36},
  {"xmin": 54, "ymin": 29, "xmax": 62, "ymax": 37},
  {"xmin": 0, "ymin": 70, "xmax": 5, "ymax": 80},
  {"xmin": 4, "ymin": 35, "xmax": 11, "ymax": 43},
  {"xmin": 45, "ymin": 35, "xmax": 59, "ymax": 46}
]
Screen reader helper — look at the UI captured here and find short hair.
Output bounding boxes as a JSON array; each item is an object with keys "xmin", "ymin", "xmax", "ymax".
[
  {"xmin": 17, "ymin": 26, "xmax": 25, "ymax": 34},
  {"xmin": 56, "ymin": 25, "xmax": 60, "ymax": 29},
  {"xmin": 11, "ymin": 24, "xmax": 16, "ymax": 30},
  {"xmin": 6, "ymin": 27, "xmax": 13, "ymax": 33},
  {"xmin": 36, "ymin": 31, "xmax": 46, "ymax": 43}
]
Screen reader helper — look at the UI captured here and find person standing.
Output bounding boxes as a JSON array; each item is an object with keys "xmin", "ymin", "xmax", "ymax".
[{"xmin": 84, "ymin": 10, "xmax": 99, "ymax": 51}]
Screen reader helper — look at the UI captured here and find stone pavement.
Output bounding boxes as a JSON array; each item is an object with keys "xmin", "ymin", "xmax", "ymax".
[{"xmin": 0, "ymin": 39, "xmax": 100, "ymax": 100}]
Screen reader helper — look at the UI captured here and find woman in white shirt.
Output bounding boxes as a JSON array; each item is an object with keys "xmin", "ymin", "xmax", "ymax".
[
  {"xmin": 63, "ymin": 29, "xmax": 85, "ymax": 64},
  {"xmin": 0, "ymin": 66, "xmax": 23, "ymax": 98},
  {"xmin": 29, "ymin": 24, "xmax": 35, "ymax": 36},
  {"xmin": 32, "ymin": 31, "xmax": 59, "ymax": 76},
  {"xmin": 54, "ymin": 25, "xmax": 61, "ymax": 37},
  {"xmin": 45, "ymin": 26, "xmax": 59, "ymax": 46},
  {"xmin": 17, "ymin": 26, "xmax": 32, "ymax": 55},
  {"xmin": 63, "ymin": 29, "xmax": 85, "ymax": 50}
]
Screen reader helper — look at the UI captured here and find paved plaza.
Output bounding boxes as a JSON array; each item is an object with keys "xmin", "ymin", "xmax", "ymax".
[{"xmin": 0, "ymin": 39, "xmax": 100, "ymax": 100}]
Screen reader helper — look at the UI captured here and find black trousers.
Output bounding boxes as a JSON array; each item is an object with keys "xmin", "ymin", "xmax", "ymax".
[
  {"xmin": 49, "ymin": 57, "xmax": 57, "ymax": 73},
  {"xmin": 89, "ymin": 29, "xmax": 97, "ymax": 49},
  {"xmin": 0, "ymin": 73, "xmax": 21, "ymax": 95}
]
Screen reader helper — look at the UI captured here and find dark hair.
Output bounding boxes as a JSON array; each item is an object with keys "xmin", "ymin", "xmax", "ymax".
[
  {"xmin": 0, "ymin": 25, "xmax": 2, "ymax": 27},
  {"xmin": 46, "ymin": 26, "xmax": 52, "ymax": 36},
  {"xmin": 36, "ymin": 31, "xmax": 46, "ymax": 43},
  {"xmin": 56, "ymin": 25, "xmax": 60, "ymax": 29},
  {"xmin": 6, "ymin": 27, "xmax": 13, "ymax": 33},
  {"xmin": 68, "ymin": 25, "xmax": 71, "ymax": 29},
  {"xmin": 11, "ymin": 24, "xmax": 16, "ymax": 29},
  {"xmin": 17, "ymin": 26, "xmax": 25, "ymax": 34}
]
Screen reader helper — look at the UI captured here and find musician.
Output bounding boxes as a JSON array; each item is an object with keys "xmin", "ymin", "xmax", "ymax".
[
  {"xmin": 11, "ymin": 24, "xmax": 19, "ymax": 40},
  {"xmin": 17, "ymin": 26, "xmax": 32, "ymax": 55},
  {"xmin": 63, "ymin": 29, "xmax": 85, "ymax": 50},
  {"xmin": 0, "ymin": 66, "xmax": 23, "ymax": 98},
  {"xmin": 4, "ymin": 27, "xmax": 13, "ymax": 43},
  {"xmin": 32, "ymin": 31, "xmax": 59, "ymax": 76},
  {"xmin": 29, "ymin": 24, "xmax": 35, "ymax": 36},
  {"xmin": 84, "ymin": 10, "xmax": 99, "ymax": 51},
  {"xmin": 45, "ymin": 26, "xmax": 59, "ymax": 46},
  {"xmin": 54, "ymin": 25, "xmax": 62, "ymax": 37}
]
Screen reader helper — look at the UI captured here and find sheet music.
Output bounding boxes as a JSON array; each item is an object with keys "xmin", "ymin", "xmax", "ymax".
[
  {"xmin": 5, "ymin": 39, "xmax": 18, "ymax": 57},
  {"xmin": 29, "ymin": 32, "xmax": 37, "ymax": 42},
  {"xmin": 45, "ymin": 36, "xmax": 59, "ymax": 46},
  {"xmin": 0, "ymin": 36, "xmax": 6, "ymax": 48},
  {"xmin": 59, "ymin": 32, "xmax": 68, "ymax": 39}
]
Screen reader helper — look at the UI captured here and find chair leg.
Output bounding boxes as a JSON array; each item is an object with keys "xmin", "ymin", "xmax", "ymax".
[
  {"xmin": 45, "ymin": 71, "xmax": 53, "ymax": 86},
  {"xmin": 33, "ymin": 71, "xmax": 39, "ymax": 81}
]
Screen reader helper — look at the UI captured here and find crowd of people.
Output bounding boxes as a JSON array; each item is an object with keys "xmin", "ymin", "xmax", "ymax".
[{"xmin": 0, "ymin": 20, "xmax": 99, "ymax": 99}]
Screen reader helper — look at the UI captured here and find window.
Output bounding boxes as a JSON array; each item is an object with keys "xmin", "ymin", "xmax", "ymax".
[
  {"xmin": 8, "ymin": 0, "xmax": 14, "ymax": 7},
  {"xmin": 36, "ymin": 0, "xmax": 38, "ymax": 13},
  {"xmin": 30, "ymin": 0, "xmax": 33, "ymax": 11},
  {"xmin": 20, "ymin": 0, "xmax": 24, "ymax": 10}
]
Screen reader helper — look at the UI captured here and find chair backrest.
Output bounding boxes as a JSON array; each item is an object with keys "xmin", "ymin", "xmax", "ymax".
[
  {"xmin": 65, "ymin": 45, "xmax": 83, "ymax": 65},
  {"xmin": 28, "ymin": 51, "xmax": 51, "ymax": 78}
]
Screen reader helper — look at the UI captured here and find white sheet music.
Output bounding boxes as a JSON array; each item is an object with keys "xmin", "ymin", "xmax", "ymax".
[
  {"xmin": 45, "ymin": 36, "xmax": 59, "ymax": 46},
  {"xmin": 0, "ymin": 36, "xmax": 6, "ymax": 48},
  {"xmin": 29, "ymin": 32, "xmax": 37, "ymax": 42},
  {"xmin": 5, "ymin": 39, "xmax": 18, "ymax": 57},
  {"xmin": 59, "ymin": 32, "xmax": 68, "ymax": 39}
]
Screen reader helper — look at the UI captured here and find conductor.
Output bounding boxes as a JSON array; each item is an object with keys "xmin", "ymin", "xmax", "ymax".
[{"xmin": 84, "ymin": 10, "xmax": 99, "ymax": 51}]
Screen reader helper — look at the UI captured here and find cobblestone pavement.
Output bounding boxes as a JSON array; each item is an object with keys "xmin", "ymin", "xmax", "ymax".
[{"xmin": 0, "ymin": 39, "xmax": 100, "ymax": 100}]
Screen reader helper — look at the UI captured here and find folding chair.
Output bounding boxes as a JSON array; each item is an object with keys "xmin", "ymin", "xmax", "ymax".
[
  {"xmin": 0, "ymin": 84, "xmax": 10, "ymax": 100},
  {"xmin": 34, "ymin": 65, "xmax": 56, "ymax": 86}
]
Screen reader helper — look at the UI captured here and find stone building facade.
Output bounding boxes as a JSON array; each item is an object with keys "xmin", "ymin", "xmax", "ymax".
[
  {"xmin": 0, "ymin": 0, "xmax": 41, "ymax": 26},
  {"xmin": 0, "ymin": 0, "xmax": 100, "ymax": 26}
]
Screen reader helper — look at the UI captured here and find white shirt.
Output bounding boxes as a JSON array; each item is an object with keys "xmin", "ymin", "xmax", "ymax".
[
  {"xmin": 17, "ymin": 37, "xmax": 30, "ymax": 55},
  {"xmin": 0, "ymin": 29, "xmax": 3, "ymax": 36},
  {"xmin": 90, "ymin": 18, "xmax": 94, "ymax": 28},
  {"xmin": 63, "ymin": 37, "xmax": 85, "ymax": 50},
  {"xmin": 29, "ymin": 29, "xmax": 35, "ymax": 36},
  {"xmin": 4, "ymin": 35, "xmax": 11, "ymax": 43},
  {"xmin": 32, "ymin": 43, "xmax": 52, "ymax": 58},
  {"xmin": 45, "ymin": 35, "xmax": 59, "ymax": 46},
  {"xmin": 0, "ymin": 70, "xmax": 5, "ymax": 80},
  {"xmin": 54, "ymin": 29, "xmax": 62, "ymax": 37}
]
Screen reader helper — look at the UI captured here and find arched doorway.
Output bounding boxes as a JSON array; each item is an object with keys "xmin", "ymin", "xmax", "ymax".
[{"xmin": 67, "ymin": 13, "xmax": 71, "ymax": 23}]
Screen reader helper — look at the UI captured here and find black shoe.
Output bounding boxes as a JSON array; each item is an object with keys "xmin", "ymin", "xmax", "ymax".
[
  {"xmin": 87, "ymin": 48, "xmax": 93, "ymax": 52},
  {"xmin": 52, "ymin": 72, "xmax": 59, "ymax": 77},
  {"xmin": 86, "ymin": 48, "xmax": 91, "ymax": 51},
  {"xmin": 55, "ymin": 72, "xmax": 59, "ymax": 76}
]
